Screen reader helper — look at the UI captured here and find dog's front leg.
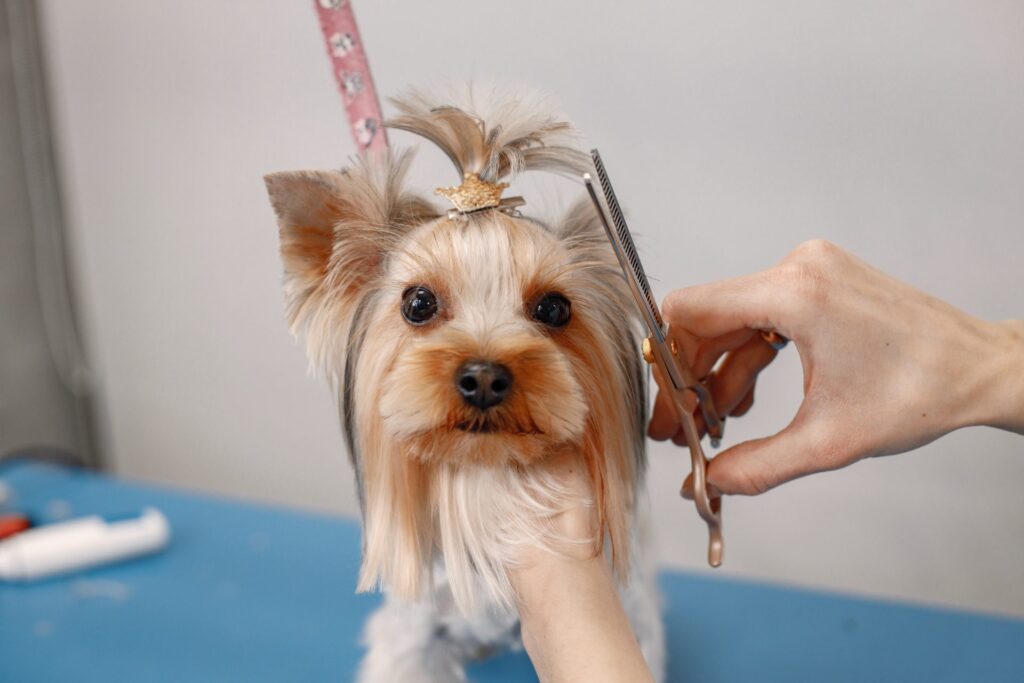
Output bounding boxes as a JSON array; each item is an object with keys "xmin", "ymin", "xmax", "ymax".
[{"xmin": 358, "ymin": 595, "xmax": 469, "ymax": 683}]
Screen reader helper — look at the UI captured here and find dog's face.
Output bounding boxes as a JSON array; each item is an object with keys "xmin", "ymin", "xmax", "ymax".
[
  {"xmin": 265, "ymin": 93, "xmax": 646, "ymax": 612},
  {"xmin": 374, "ymin": 212, "xmax": 591, "ymax": 467}
]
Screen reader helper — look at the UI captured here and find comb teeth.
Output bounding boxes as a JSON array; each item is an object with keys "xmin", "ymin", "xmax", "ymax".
[{"xmin": 590, "ymin": 150, "xmax": 664, "ymax": 331}]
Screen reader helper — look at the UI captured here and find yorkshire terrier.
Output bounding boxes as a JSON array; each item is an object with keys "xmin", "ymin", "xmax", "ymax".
[{"xmin": 265, "ymin": 88, "xmax": 664, "ymax": 682}]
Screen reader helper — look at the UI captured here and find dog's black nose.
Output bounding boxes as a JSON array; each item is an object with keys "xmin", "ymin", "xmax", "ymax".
[{"xmin": 455, "ymin": 361, "xmax": 513, "ymax": 410}]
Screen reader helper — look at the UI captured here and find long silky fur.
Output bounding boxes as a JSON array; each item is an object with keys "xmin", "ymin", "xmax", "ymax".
[
  {"xmin": 353, "ymin": 207, "xmax": 645, "ymax": 612},
  {"xmin": 386, "ymin": 86, "xmax": 592, "ymax": 182},
  {"xmin": 265, "ymin": 150, "xmax": 439, "ymax": 378},
  {"xmin": 266, "ymin": 89, "xmax": 646, "ymax": 615}
]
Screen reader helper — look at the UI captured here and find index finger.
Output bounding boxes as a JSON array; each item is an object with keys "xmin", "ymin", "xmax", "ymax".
[{"xmin": 662, "ymin": 270, "xmax": 786, "ymax": 340}]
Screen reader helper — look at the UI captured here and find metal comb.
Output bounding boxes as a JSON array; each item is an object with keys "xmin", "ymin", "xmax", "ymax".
[{"xmin": 583, "ymin": 149, "xmax": 725, "ymax": 567}]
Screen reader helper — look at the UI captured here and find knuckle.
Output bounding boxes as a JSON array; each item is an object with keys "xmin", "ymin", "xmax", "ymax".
[
  {"xmin": 775, "ymin": 262, "xmax": 831, "ymax": 312},
  {"xmin": 730, "ymin": 396, "xmax": 754, "ymax": 417},
  {"xmin": 734, "ymin": 462, "xmax": 775, "ymax": 496},
  {"xmin": 805, "ymin": 420, "xmax": 857, "ymax": 470},
  {"xmin": 792, "ymin": 238, "xmax": 840, "ymax": 263},
  {"xmin": 661, "ymin": 288, "xmax": 693, "ymax": 321},
  {"xmin": 821, "ymin": 431, "xmax": 859, "ymax": 469}
]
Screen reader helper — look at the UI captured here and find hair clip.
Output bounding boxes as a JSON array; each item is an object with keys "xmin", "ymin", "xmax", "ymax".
[{"xmin": 436, "ymin": 173, "xmax": 525, "ymax": 219}]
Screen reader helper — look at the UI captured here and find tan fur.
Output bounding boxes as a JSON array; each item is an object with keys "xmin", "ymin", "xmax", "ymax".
[
  {"xmin": 387, "ymin": 86, "xmax": 591, "ymax": 182},
  {"xmin": 265, "ymin": 91, "xmax": 645, "ymax": 613},
  {"xmin": 264, "ymin": 151, "xmax": 439, "ymax": 375}
]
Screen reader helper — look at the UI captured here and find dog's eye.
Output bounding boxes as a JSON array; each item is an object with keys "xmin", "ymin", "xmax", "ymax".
[
  {"xmin": 532, "ymin": 293, "xmax": 571, "ymax": 328},
  {"xmin": 402, "ymin": 287, "xmax": 438, "ymax": 325}
]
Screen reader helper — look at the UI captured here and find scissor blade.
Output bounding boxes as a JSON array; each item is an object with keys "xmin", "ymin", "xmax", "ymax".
[
  {"xmin": 584, "ymin": 149, "xmax": 692, "ymax": 393},
  {"xmin": 585, "ymin": 149, "xmax": 666, "ymax": 342}
]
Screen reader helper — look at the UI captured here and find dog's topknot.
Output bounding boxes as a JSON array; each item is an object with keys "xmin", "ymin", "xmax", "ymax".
[{"xmin": 385, "ymin": 86, "xmax": 591, "ymax": 184}]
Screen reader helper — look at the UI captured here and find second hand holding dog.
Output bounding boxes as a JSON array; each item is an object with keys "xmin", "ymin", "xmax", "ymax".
[{"xmin": 510, "ymin": 450, "xmax": 655, "ymax": 683}]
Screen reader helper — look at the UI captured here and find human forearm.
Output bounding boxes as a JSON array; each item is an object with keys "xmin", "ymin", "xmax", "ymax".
[
  {"xmin": 509, "ymin": 450, "xmax": 654, "ymax": 683},
  {"xmin": 512, "ymin": 548, "xmax": 654, "ymax": 683}
]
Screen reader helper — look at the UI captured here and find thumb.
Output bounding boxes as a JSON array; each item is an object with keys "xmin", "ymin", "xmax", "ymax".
[{"xmin": 682, "ymin": 420, "xmax": 826, "ymax": 497}]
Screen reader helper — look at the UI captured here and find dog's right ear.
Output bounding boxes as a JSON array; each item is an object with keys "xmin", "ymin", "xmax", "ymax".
[
  {"xmin": 264, "ymin": 154, "xmax": 437, "ymax": 372},
  {"xmin": 264, "ymin": 169, "xmax": 348, "ymax": 315}
]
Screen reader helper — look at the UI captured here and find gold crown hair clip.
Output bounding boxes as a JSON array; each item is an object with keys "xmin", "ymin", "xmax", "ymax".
[{"xmin": 436, "ymin": 173, "xmax": 525, "ymax": 219}]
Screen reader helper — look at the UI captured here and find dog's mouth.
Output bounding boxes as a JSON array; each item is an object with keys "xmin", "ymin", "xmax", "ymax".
[
  {"xmin": 454, "ymin": 419, "xmax": 543, "ymax": 436},
  {"xmin": 456, "ymin": 421, "xmax": 496, "ymax": 434}
]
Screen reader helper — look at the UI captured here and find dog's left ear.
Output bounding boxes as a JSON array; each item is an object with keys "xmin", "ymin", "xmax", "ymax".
[
  {"xmin": 557, "ymin": 195, "xmax": 615, "ymax": 252},
  {"xmin": 264, "ymin": 154, "xmax": 437, "ymax": 371}
]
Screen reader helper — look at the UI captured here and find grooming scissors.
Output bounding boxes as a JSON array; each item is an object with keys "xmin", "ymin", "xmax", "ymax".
[{"xmin": 583, "ymin": 149, "xmax": 726, "ymax": 567}]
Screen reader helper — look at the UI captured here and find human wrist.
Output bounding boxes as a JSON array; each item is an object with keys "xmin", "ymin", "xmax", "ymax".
[
  {"xmin": 985, "ymin": 320, "xmax": 1024, "ymax": 433},
  {"xmin": 957, "ymin": 318, "xmax": 1024, "ymax": 433}
]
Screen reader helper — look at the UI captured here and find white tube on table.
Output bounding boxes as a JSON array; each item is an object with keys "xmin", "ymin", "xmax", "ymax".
[{"xmin": 0, "ymin": 507, "xmax": 170, "ymax": 581}]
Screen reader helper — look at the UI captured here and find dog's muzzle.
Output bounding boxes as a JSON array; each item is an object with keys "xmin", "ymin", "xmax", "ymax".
[{"xmin": 455, "ymin": 361, "xmax": 513, "ymax": 410}]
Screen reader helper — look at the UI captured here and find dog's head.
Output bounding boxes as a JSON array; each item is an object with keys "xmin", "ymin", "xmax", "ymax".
[{"xmin": 265, "ymin": 89, "xmax": 645, "ymax": 611}]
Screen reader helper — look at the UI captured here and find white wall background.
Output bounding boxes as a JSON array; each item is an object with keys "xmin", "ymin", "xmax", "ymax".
[{"xmin": 40, "ymin": 0, "xmax": 1024, "ymax": 616}]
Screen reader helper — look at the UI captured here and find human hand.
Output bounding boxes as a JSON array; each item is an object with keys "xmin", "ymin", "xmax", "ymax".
[
  {"xmin": 649, "ymin": 240, "xmax": 1024, "ymax": 497},
  {"xmin": 509, "ymin": 450, "xmax": 655, "ymax": 683}
]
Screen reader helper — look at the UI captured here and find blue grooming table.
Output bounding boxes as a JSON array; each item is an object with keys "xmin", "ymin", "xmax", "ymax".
[{"xmin": 1, "ymin": 461, "xmax": 1021, "ymax": 682}]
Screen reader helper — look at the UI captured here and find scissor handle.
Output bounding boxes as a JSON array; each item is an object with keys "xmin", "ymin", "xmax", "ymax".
[
  {"xmin": 646, "ymin": 338, "xmax": 724, "ymax": 567},
  {"xmin": 660, "ymin": 326, "xmax": 726, "ymax": 447}
]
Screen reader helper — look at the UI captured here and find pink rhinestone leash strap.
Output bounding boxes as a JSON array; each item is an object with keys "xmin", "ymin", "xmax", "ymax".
[{"xmin": 312, "ymin": 0, "xmax": 388, "ymax": 154}]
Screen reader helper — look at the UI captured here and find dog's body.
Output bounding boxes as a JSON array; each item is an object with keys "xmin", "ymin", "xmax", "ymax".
[{"xmin": 265, "ymin": 88, "xmax": 664, "ymax": 681}]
